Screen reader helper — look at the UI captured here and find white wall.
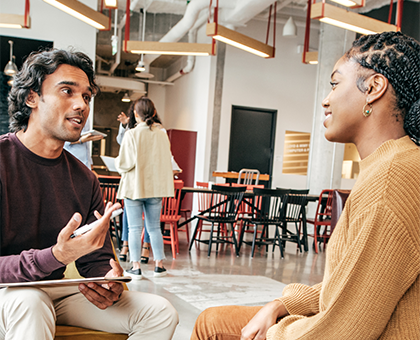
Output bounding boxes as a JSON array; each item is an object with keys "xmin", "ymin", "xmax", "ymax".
[
  {"xmin": 153, "ymin": 55, "xmax": 213, "ymax": 185},
  {"xmin": 220, "ymin": 19, "xmax": 319, "ymax": 189}
]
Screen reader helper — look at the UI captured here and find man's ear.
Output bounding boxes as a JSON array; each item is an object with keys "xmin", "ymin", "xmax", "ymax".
[
  {"xmin": 365, "ymin": 73, "xmax": 389, "ymax": 104},
  {"xmin": 25, "ymin": 90, "xmax": 39, "ymax": 109}
]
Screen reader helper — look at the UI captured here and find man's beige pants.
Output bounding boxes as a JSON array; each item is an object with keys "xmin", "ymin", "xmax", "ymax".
[{"xmin": 0, "ymin": 285, "xmax": 178, "ymax": 340}]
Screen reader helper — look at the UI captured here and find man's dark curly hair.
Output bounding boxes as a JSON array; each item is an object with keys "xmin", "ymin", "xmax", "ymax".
[
  {"xmin": 346, "ymin": 31, "xmax": 420, "ymax": 144},
  {"xmin": 8, "ymin": 49, "xmax": 99, "ymax": 132}
]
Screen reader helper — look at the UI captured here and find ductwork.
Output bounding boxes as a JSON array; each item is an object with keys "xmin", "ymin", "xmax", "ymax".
[
  {"xmin": 101, "ymin": 0, "xmax": 281, "ymax": 82},
  {"xmin": 162, "ymin": 0, "xmax": 277, "ymax": 82}
]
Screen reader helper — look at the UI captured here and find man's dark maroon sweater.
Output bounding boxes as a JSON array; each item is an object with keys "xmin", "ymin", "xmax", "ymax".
[{"xmin": 0, "ymin": 133, "xmax": 114, "ymax": 283}]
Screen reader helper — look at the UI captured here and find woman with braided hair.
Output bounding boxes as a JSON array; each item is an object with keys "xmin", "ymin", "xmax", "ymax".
[
  {"xmin": 191, "ymin": 31, "xmax": 420, "ymax": 340},
  {"xmin": 116, "ymin": 96, "xmax": 174, "ymax": 279}
]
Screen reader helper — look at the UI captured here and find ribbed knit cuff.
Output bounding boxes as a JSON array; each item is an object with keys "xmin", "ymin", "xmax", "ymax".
[{"xmin": 275, "ymin": 283, "xmax": 321, "ymax": 316}]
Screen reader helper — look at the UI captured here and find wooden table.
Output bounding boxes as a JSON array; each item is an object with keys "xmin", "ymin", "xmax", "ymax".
[{"xmin": 212, "ymin": 171, "xmax": 270, "ymax": 181}]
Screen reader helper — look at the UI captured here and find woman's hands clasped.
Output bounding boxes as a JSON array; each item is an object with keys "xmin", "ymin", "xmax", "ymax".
[{"xmin": 241, "ymin": 300, "xmax": 289, "ymax": 340}]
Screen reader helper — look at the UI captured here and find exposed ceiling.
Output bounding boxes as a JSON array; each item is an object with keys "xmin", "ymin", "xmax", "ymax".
[
  {"xmin": 94, "ymin": 0, "xmax": 408, "ymax": 94},
  {"xmin": 95, "ymin": 0, "xmax": 310, "ymax": 82}
]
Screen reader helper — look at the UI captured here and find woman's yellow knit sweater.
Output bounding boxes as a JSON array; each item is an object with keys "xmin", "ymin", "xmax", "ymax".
[{"xmin": 267, "ymin": 136, "xmax": 420, "ymax": 339}]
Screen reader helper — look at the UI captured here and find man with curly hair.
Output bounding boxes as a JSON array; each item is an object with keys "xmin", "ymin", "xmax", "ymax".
[{"xmin": 0, "ymin": 49, "xmax": 178, "ymax": 339}]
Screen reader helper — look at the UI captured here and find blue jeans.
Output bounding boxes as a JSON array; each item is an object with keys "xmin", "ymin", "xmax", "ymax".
[
  {"xmin": 122, "ymin": 204, "xmax": 128, "ymax": 242},
  {"xmin": 122, "ymin": 204, "xmax": 150, "ymax": 243},
  {"xmin": 125, "ymin": 197, "xmax": 165, "ymax": 262}
]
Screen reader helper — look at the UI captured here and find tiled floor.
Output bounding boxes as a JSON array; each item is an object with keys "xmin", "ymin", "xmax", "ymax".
[{"xmin": 118, "ymin": 230, "xmax": 327, "ymax": 340}]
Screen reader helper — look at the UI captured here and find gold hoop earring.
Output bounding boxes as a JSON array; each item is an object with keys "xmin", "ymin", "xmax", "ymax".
[{"xmin": 363, "ymin": 102, "xmax": 373, "ymax": 117}]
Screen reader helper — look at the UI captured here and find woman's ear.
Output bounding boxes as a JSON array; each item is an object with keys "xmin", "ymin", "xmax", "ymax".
[
  {"xmin": 25, "ymin": 90, "xmax": 39, "ymax": 109},
  {"xmin": 365, "ymin": 73, "xmax": 389, "ymax": 104}
]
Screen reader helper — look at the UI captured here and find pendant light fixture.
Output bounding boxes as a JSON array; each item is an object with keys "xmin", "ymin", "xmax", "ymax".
[
  {"xmin": 311, "ymin": 2, "xmax": 397, "ymax": 35},
  {"xmin": 135, "ymin": 8, "xmax": 146, "ymax": 72},
  {"xmin": 104, "ymin": 0, "xmax": 118, "ymax": 9},
  {"xmin": 0, "ymin": 0, "xmax": 31, "ymax": 29},
  {"xmin": 121, "ymin": 93, "xmax": 131, "ymax": 102},
  {"xmin": 283, "ymin": 16, "xmax": 297, "ymax": 38},
  {"xmin": 136, "ymin": 58, "xmax": 146, "ymax": 72},
  {"xmin": 4, "ymin": 41, "xmax": 18, "ymax": 76},
  {"xmin": 43, "ymin": 0, "xmax": 110, "ymax": 30}
]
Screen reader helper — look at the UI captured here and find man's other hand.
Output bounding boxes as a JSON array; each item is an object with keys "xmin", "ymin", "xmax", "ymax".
[{"xmin": 78, "ymin": 259, "xmax": 124, "ymax": 310}]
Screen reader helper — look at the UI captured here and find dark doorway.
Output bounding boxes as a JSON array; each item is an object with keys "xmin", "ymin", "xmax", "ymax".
[{"xmin": 228, "ymin": 105, "xmax": 277, "ymax": 188}]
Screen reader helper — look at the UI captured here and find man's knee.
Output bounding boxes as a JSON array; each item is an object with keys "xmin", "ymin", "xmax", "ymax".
[
  {"xmin": 151, "ymin": 294, "xmax": 179, "ymax": 327},
  {"xmin": 0, "ymin": 288, "xmax": 55, "ymax": 338},
  {"xmin": 3, "ymin": 287, "xmax": 55, "ymax": 318}
]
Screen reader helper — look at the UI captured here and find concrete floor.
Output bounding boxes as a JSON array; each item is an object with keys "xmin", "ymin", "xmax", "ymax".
[{"xmin": 118, "ymin": 229, "xmax": 326, "ymax": 340}]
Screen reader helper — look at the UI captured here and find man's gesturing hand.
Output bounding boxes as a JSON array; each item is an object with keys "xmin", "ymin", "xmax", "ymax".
[
  {"xmin": 79, "ymin": 258, "xmax": 124, "ymax": 309},
  {"xmin": 52, "ymin": 202, "xmax": 121, "ymax": 265}
]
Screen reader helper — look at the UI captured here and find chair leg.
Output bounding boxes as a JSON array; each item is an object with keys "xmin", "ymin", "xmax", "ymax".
[
  {"xmin": 238, "ymin": 220, "xmax": 247, "ymax": 251},
  {"xmin": 251, "ymin": 224, "xmax": 258, "ymax": 258},
  {"xmin": 313, "ymin": 223, "xmax": 319, "ymax": 254},
  {"xmin": 170, "ymin": 223, "xmax": 177, "ymax": 259},
  {"xmin": 189, "ymin": 219, "xmax": 201, "ymax": 252},
  {"xmin": 230, "ymin": 223, "xmax": 239, "ymax": 257},
  {"xmin": 216, "ymin": 223, "xmax": 221, "ymax": 253},
  {"xmin": 276, "ymin": 226, "xmax": 284, "ymax": 258},
  {"xmin": 185, "ymin": 221, "xmax": 190, "ymax": 243},
  {"xmin": 294, "ymin": 222, "xmax": 302, "ymax": 253},
  {"xmin": 208, "ymin": 222, "xmax": 215, "ymax": 257}
]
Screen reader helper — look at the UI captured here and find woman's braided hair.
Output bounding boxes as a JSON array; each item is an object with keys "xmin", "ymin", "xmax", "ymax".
[
  {"xmin": 128, "ymin": 96, "xmax": 162, "ymax": 130},
  {"xmin": 346, "ymin": 31, "xmax": 420, "ymax": 144}
]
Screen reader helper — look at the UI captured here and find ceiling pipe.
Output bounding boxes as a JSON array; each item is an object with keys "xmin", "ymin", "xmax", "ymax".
[
  {"xmin": 162, "ymin": 0, "xmax": 278, "ymax": 83},
  {"xmin": 221, "ymin": 0, "xmax": 279, "ymax": 26},
  {"xmin": 143, "ymin": 0, "xmax": 209, "ymax": 66},
  {"xmin": 165, "ymin": 29, "xmax": 198, "ymax": 82}
]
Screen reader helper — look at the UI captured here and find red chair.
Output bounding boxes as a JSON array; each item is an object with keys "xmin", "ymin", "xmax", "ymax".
[
  {"xmin": 161, "ymin": 180, "xmax": 184, "ymax": 259},
  {"xmin": 97, "ymin": 175, "xmax": 123, "ymax": 250},
  {"xmin": 194, "ymin": 181, "xmax": 213, "ymax": 241},
  {"xmin": 306, "ymin": 189, "xmax": 334, "ymax": 253}
]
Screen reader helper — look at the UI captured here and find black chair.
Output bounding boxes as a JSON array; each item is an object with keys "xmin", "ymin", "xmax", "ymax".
[
  {"xmin": 189, "ymin": 184, "xmax": 246, "ymax": 257},
  {"xmin": 239, "ymin": 188, "xmax": 290, "ymax": 258},
  {"xmin": 280, "ymin": 189, "xmax": 309, "ymax": 253},
  {"xmin": 98, "ymin": 176, "xmax": 123, "ymax": 250}
]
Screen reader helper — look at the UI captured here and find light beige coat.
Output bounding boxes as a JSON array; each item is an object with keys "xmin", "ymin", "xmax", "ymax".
[{"xmin": 115, "ymin": 122, "xmax": 174, "ymax": 200}]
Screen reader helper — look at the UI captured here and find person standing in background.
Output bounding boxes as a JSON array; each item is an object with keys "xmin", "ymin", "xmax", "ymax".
[
  {"xmin": 116, "ymin": 109, "xmax": 181, "ymax": 263},
  {"xmin": 116, "ymin": 97, "xmax": 174, "ymax": 279}
]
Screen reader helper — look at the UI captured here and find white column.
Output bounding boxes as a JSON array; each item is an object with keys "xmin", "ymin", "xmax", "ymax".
[{"xmin": 307, "ymin": 24, "xmax": 355, "ymax": 194}]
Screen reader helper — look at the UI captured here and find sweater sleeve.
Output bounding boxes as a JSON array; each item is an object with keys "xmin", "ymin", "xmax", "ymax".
[
  {"xmin": 267, "ymin": 204, "xmax": 420, "ymax": 340},
  {"xmin": 275, "ymin": 282, "xmax": 322, "ymax": 316},
  {"xmin": 115, "ymin": 130, "xmax": 136, "ymax": 174},
  {"xmin": 0, "ymin": 247, "xmax": 65, "ymax": 283}
]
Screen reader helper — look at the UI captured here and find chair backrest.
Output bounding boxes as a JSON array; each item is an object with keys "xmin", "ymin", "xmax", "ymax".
[
  {"xmin": 196, "ymin": 181, "xmax": 212, "ymax": 213},
  {"xmin": 314, "ymin": 189, "xmax": 335, "ymax": 222},
  {"xmin": 161, "ymin": 180, "xmax": 184, "ymax": 220},
  {"xmin": 283, "ymin": 189, "xmax": 309, "ymax": 222},
  {"xmin": 251, "ymin": 188, "xmax": 290, "ymax": 223},
  {"xmin": 237, "ymin": 169, "xmax": 260, "ymax": 186},
  {"xmin": 232, "ymin": 183, "xmax": 264, "ymax": 216},
  {"xmin": 98, "ymin": 176, "xmax": 121, "ymax": 204},
  {"xmin": 208, "ymin": 184, "xmax": 247, "ymax": 221}
]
